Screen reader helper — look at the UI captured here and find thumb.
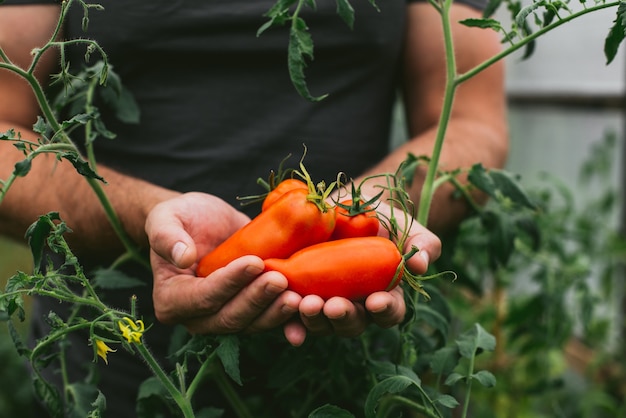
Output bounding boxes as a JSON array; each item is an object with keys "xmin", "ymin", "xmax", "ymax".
[{"xmin": 146, "ymin": 213, "xmax": 197, "ymax": 269}]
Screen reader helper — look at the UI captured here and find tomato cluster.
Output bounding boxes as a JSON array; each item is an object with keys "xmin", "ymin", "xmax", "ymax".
[{"xmin": 196, "ymin": 177, "xmax": 407, "ymax": 301}]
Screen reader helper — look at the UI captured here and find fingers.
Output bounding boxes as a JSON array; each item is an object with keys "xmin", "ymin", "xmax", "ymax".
[
  {"xmin": 145, "ymin": 192, "xmax": 250, "ymax": 269},
  {"xmin": 152, "ymin": 255, "xmax": 262, "ymax": 323},
  {"xmin": 153, "ymin": 254, "xmax": 302, "ymax": 335},
  {"xmin": 365, "ymin": 287, "xmax": 406, "ymax": 328},
  {"xmin": 145, "ymin": 201, "xmax": 198, "ymax": 269},
  {"xmin": 403, "ymin": 223, "xmax": 442, "ymax": 275},
  {"xmin": 283, "ymin": 320, "xmax": 307, "ymax": 347},
  {"xmin": 371, "ymin": 200, "xmax": 442, "ymax": 275},
  {"xmin": 299, "ymin": 296, "xmax": 367, "ymax": 338}
]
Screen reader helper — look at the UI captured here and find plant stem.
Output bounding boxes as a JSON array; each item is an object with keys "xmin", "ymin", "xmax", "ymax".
[
  {"xmin": 212, "ymin": 362, "xmax": 254, "ymax": 418},
  {"xmin": 185, "ymin": 355, "xmax": 215, "ymax": 401},
  {"xmin": 418, "ymin": 0, "xmax": 621, "ymax": 226},
  {"xmin": 417, "ymin": 0, "xmax": 458, "ymax": 226},
  {"xmin": 135, "ymin": 343, "xmax": 195, "ymax": 418},
  {"xmin": 462, "ymin": 353, "xmax": 477, "ymax": 418},
  {"xmin": 380, "ymin": 395, "xmax": 443, "ymax": 418}
]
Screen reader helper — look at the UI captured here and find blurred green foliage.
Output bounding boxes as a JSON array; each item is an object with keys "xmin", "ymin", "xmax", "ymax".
[{"xmin": 0, "ymin": 237, "xmax": 35, "ymax": 418}]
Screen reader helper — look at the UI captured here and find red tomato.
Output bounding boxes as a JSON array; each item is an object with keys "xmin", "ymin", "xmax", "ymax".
[
  {"xmin": 197, "ymin": 188, "xmax": 336, "ymax": 277},
  {"xmin": 263, "ymin": 236, "xmax": 403, "ymax": 301},
  {"xmin": 330, "ymin": 199, "xmax": 380, "ymax": 240},
  {"xmin": 262, "ymin": 178, "xmax": 308, "ymax": 211}
]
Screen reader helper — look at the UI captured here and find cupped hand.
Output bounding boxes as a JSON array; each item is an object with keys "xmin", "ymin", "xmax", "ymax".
[
  {"xmin": 282, "ymin": 200, "xmax": 441, "ymax": 346},
  {"xmin": 145, "ymin": 192, "xmax": 302, "ymax": 335}
]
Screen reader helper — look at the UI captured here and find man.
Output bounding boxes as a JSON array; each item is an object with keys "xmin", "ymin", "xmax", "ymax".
[{"xmin": 0, "ymin": 0, "xmax": 507, "ymax": 415}]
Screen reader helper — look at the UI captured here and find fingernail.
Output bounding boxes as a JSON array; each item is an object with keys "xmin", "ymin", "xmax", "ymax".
[
  {"xmin": 281, "ymin": 304, "xmax": 297, "ymax": 315},
  {"xmin": 172, "ymin": 241, "xmax": 188, "ymax": 266},
  {"xmin": 245, "ymin": 263, "xmax": 264, "ymax": 276},
  {"xmin": 328, "ymin": 312, "xmax": 347, "ymax": 320},
  {"xmin": 369, "ymin": 304, "xmax": 388, "ymax": 314},
  {"xmin": 265, "ymin": 282, "xmax": 285, "ymax": 296},
  {"xmin": 419, "ymin": 250, "xmax": 430, "ymax": 266}
]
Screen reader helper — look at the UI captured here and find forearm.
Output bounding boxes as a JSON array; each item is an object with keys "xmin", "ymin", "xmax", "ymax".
[
  {"xmin": 0, "ymin": 121, "xmax": 179, "ymax": 258},
  {"xmin": 355, "ymin": 117, "xmax": 507, "ymax": 235}
]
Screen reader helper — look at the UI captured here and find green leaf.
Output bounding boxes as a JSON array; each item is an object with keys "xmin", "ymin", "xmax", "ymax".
[
  {"xmin": 66, "ymin": 383, "xmax": 101, "ymax": 418},
  {"xmin": 364, "ymin": 376, "xmax": 417, "ymax": 418},
  {"xmin": 13, "ymin": 158, "xmax": 32, "ymax": 177},
  {"xmin": 58, "ymin": 151, "xmax": 105, "ymax": 181},
  {"xmin": 481, "ymin": 209, "xmax": 515, "ymax": 267},
  {"xmin": 257, "ymin": 0, "xmax": 298, "ymax": 36},
  {"xmin": 434, "ymin": 393, "xmax": 460, "ymax": 408},
  {"xmin": 368, "ymin": 359, "xmax": 421, "ymax": 384},
  {"xmin": 515, "ymin": 2, "xmax": 542, "ymax": 30},
  {"xmin": 92, "ymin": 268, "xmax": 146, "ymax": 290},
  {"xmin": 415, "ymin": 303, "xmax": 449, "ymax": 340},
  {"xmin": 25, "ymin": 212, "xmax": 61, "ymax": 271},
  {"xmin": 4, "ymin": 283, "xmax": 26, "ymax": 322},
  {"xmin": 33, "ymin": 116, "xmax": 48, "ymax": 135},
  {"xmin": 137, "ymin": 377, "xmax": 167, "ymax": 401},
  {"xmin": 459, "ymin": 18, "xmax": 502, "ymax": 31},
  {"xmin": 309, "ymin": 404, "xmax": 355, "ymax": 417},
  {"xmin": 605, "ymin": 2, "xmax": 626, "ymax": 64},
  {"xmin": 430, "ymin": 346, "xmax": 460, "ymax": 376},
  {"xmin": 216, "ymin": 335, "xmax": 242, "ymax": 385},
  {"xmin": 33, "ymin": 376, "xmax": 62, "ymax": 418},
  {"xmin": 456, "ymin": 323, "xmax": 496, "ymax": 359},
  {"xmin": 468, "ymin": 164, "xmax": 536, "ymax": 210},
  {"xmin": 472, "ymin": 370, "xmax": 496, "ymax": 388},
  {"xmin": 444, "ymin": 372, "xmax": 465, "ymax": 386},
  {"xmin": 336, "ymin": 0, "xmax": 355, "ymax": 29},
  {"xmin": 398, "ymin": 153, "xmax": 429, "ymax": 188},
  {"xmin": 1, "ymin": 127, "xmax": 17, "ymax": 140},
  {"xmin": 100, "ymin": 83, "xmax": 140, "ymax": 124},
  {"xmin": 8, "ymin": 320, "xmax": 31, "ymax": 356},
  {"xmin": 87, "ymin": 391, "xmax": 106, "ymax": 418},
  {"xmin": 288, "ymin": 17, "xmax": 328, "ymax": 101}
]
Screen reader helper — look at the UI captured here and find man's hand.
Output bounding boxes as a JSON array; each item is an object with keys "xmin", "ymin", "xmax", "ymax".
[
  {"xmin": 145, "ymin": 192, "xmax": 303, "ymax": 335},
  {"xmin": 145, "ymin": 193, "xmax": 441, "ymax": 347},
  {"xmin": 283, "ymin": 199, "xmax": 442, "ymax": 346}
]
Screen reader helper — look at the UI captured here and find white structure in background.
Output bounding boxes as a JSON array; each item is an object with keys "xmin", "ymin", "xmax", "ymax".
[
  {"xmin": 499, "ymin": 3, "xmax": 624, "ymax": 346},
  {"xmin": 501, "ymin": 6, "xmax": 625, "ymax": 98},
  {"xmin": 498, "ymin": 2, "xmax": 625, "ymax": 188}
]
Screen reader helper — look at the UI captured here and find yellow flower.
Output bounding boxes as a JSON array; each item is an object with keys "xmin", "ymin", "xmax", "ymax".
[
  {"xmin": 94, "ymin": 338, "xmax": 116, "ymax": 365},
  {"xmin": 118, "ymin": 317, "xmax": 145, "ymax": 344}
]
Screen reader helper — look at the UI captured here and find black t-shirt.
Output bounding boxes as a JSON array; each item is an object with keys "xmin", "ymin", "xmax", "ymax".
[{"xmin": 1, "ymin": 1, "xmax": 486, "ymax": 416}]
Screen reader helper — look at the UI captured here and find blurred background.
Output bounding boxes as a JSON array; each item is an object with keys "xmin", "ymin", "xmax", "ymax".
[{"xmin": 2, "ymin": 4, "xmax": 625, "ymax": 417}]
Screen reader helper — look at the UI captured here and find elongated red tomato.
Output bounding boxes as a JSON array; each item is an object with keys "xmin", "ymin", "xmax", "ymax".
[
  {"xmin": 262, "ymin": 178, "xmax": 308, "ymax": 211},
  {"xmin": 263, "ymin": 236, "xmax": 403, "ymax": 301},
  {"xmin": 330, "ymin": 199, "xmax": 380, "ymax": 240},
  {"xmin": 197, "ymin": 188, "xmax": 335, "ymax": 277}
]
